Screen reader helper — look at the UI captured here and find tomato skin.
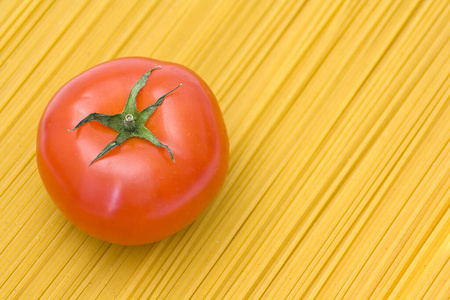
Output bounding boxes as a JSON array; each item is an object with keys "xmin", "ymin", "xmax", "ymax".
[{"xmin": 36, "ymin": 57, "xmax": 229, "ymax": 245}]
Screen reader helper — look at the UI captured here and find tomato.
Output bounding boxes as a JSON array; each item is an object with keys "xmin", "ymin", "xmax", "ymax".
[{"xmin": 36, "ymin": 57, "xmax": 229, "ymax": 245}]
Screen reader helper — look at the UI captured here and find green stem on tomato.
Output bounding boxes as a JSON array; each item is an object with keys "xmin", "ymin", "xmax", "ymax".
[
  {"xmin": 123, "ymin": 114, "xmax": 136, "ymax": 131},
  {"xmin": 70, "ymin": 67, "xmax": 181, "ymax": 166}
]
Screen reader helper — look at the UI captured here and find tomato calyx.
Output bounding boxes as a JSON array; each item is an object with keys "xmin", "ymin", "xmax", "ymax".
[{"xmin": 69, "ymin": 66, "xmax": 182, "ymax": 166}]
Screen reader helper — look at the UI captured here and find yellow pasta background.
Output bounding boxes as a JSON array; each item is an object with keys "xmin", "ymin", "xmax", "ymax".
[{"xmin": 1, "ymin": 0, "xmax": 449, "ymax": 299}]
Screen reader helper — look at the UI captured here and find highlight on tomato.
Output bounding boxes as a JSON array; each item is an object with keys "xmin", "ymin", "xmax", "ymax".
[{"xmin": 37, "ymin": 57, "xmax": 229, "ymax": 245}]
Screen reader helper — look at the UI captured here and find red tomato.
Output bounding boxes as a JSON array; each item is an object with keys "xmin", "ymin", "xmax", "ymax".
[{"xmin": 36, "ymin": 57, "xmax": 229, "ymax": 245}]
